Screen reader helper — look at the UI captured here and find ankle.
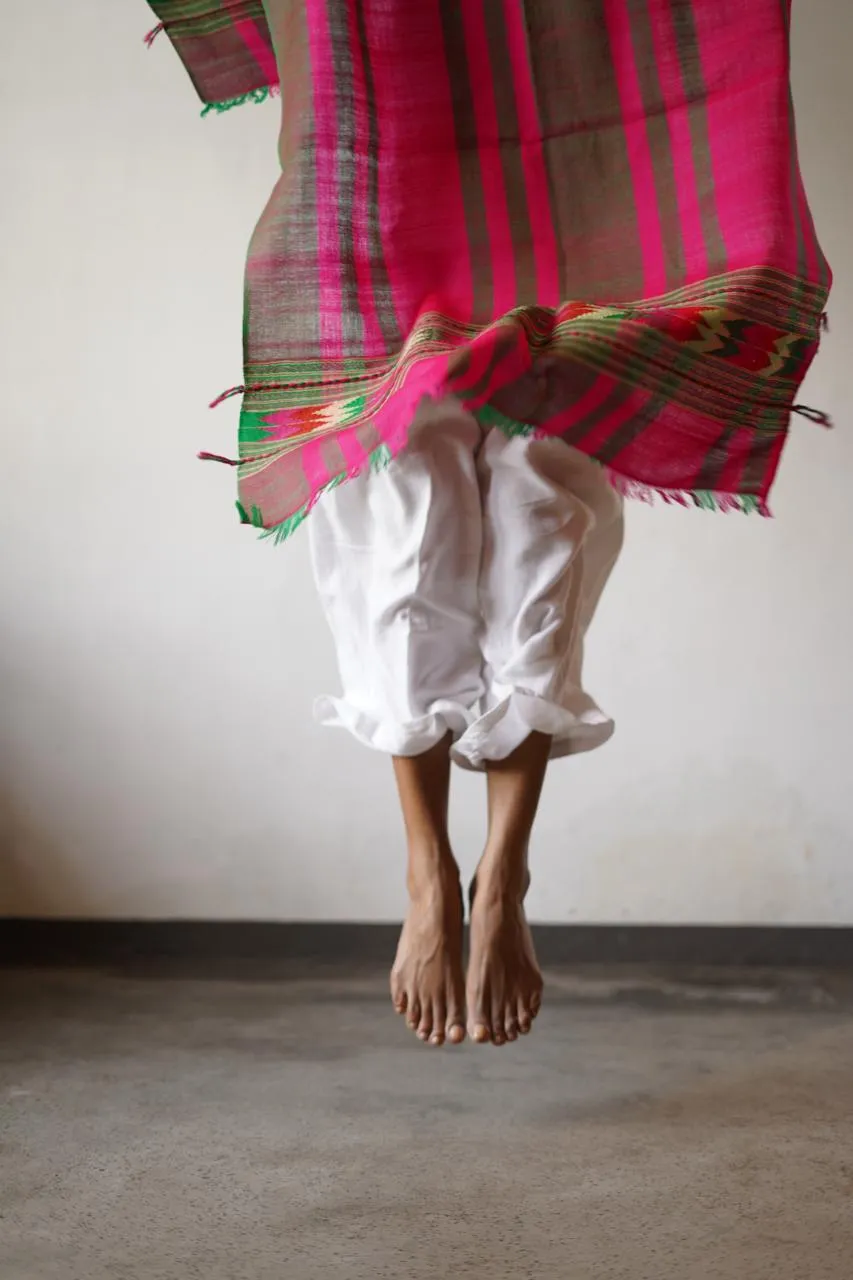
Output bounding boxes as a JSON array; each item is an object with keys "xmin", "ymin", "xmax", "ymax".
[
  {"xmin": 472, "ymin": 851, "xmax": 530, "ymax": 905},
  {"xmin": 406, "ymin": 841, "xmax": 459, "ymax": 900}
]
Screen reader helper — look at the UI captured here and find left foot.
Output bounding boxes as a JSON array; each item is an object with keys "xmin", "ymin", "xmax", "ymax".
[{"xmin": 466, "ymin": 874, "xmax": 543, "ymax": 1046}]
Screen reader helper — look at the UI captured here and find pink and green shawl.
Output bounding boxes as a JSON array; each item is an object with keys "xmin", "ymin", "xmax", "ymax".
[{"xmin": 145, "ymin": 0, "xmax": 830, "ymax": 537}]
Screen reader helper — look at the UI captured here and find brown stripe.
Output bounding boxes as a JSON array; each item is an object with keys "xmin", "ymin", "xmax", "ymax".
[
  {"xmin": 628, "ymin": 2, "xmax": 685, "ymax": 290},
  {"xmin": 328, "ymin": 8, "xmax": 364, "ymax": 350},
  {"xmin": 670, "ymin": 0, "xmax": 727, "ymax": 273},
  {"xmin": 693, "ymin": 423, "xmax": 737, "ymax": 491},
  {"xmin": 438, "ymin": 0, "xmax": 492, "ymax": 323},
  {"xmin": 246, "ymin": 3, "xmax": 320, "ymax": 359},
  {"xmin": 355, "ymin": 3, "xmax": 402, "ymax": 350},
  {"xmin": 520, "ymin": 360, "xmax": 605, "ymax": 427},
  {"xmin": 560, "ymin": 381, "xmax": 637, "ymax": 449},
  {"xmin": 484, "ymin": 2, "xmax": 536, "ymax": 307},
  {"xmin": 739, "ymin": 428, "xmax": 781, "ymax": 497},
  {"xmin": 461, "ymin": 331, "xmax": 519, "ymax": 402},
  {"xmin": 522, "ymin": 0, "xmax": 644, "ymax": 301},
  {"xmin": 352, "ymin": 416, "xmax": 382, "ymax": 459},
  {"xmin": 592, "ymin": 392, "xmax": 667, "ymax": 466}
]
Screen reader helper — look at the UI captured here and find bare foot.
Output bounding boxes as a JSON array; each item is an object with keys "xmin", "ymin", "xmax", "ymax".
[
  {"xmin": 390, "ymin": 862, "xmax": 466, "ymax": 1046},
  {"xmin": 466, "ymin": 877, "xmax": 543, "ymax": 1046}
]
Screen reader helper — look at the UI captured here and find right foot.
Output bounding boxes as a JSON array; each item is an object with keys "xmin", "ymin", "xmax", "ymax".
[
  {"xmin": 466, "ymin": 874, "xmax": 543, "ymax": 1047},
  {"xmin": 390, "ymin": 862, "xmax": 466, "ymax": 1046}
]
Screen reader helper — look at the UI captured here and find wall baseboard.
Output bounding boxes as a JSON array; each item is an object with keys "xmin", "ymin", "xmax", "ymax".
[{"xmin": 2, "ymin": 920, "xmax": 853, "ymax": 971}]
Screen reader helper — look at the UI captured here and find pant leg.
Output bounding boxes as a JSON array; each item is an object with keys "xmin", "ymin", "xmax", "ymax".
[
  {"xmin": 309, "ymin": 398, "xmax": 485, "ymax": 756},
  {"xmin": 453, "ymin": 433, "xmax": 624, "ymax": 771}
]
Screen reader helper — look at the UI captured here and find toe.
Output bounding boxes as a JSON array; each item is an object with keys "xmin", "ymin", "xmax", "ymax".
[
  {"xmin": 429, "ymin": 997, "xmax": 447, "ymax": 1046},
  {"xmin": 468, "ymin": 989, "xmax": 492, "ymax": 1044},
  {"xmin": 505, "ymin": 1012, "xmax": 519, "ymax": 1042},
  {"xmin": 406, "ymin": 997, "xmax": 421, "ymax": 1031},
  {"xmin": 417, "ymin": 1004, "xmax": 434, "ymax": 1042},
  {"xmin": 446, "ymin": 992, "xmax": 466, "ymax": 1044},
  {"xmin": 390, "ymin": 972, "xmax": 407, "ymax": 1014},
  {"xmin": 468, "ymin": 987, "xmax": 492, "ymax": 1043},
  {"xmin": 491, "ymin": 996, "xmax": 507, "ymax": 1047},
  {"xmin": 516, "ymin": 995, "xmax": 533, "ymax": 1034}
]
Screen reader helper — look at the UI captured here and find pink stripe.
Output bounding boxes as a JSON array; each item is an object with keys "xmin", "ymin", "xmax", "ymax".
[
  {"xmin": 368, "ymin": 2, "xmax": 473, "ymax": 325},
  {"xmin": 789, "ymin": 59, "xmax": 827, "ymax": 287},
  {"xmin": 336, "ymin": 429, "xmax": 371, "ymax": 473},
  {"xmin": 689, "ymin": 2, "xmax": 790, "ymax": 273},
  {"xmin": 501, "ymin": 0, "xmax": 560, "ymax": 306},
  {"xmin": 306, "ymin": 3, "xmax": 343, "ymax": 355},
  {"xmin": 371, "ymin": 364, "xmax": 444, "ymax": 449},
  {"xmin": 300, "ymin": 440, "xmax": 331, "ymax": 499},
  {"xmin": 234, "ymin": 18, "xmax": 278, "ymax": 87},
  {"xmin": 603, "ymin": 0, "xmax": 668, "ymax": 296},
  {"xmin": 345, "ymin": 5, "xmax": 385, "ymax": 355},
  {"xmin": 796, "ymin": 182, "xmax": 820, "ymax": 282},
  {"xmin": 461, "ymin": 4, "xmax": 516, "ymax": 315},
  {"xmin": 773, "ymin": 19, "xmax": 801, "ymax": 281},
  {"xmin": 647, "ymin": 1, "xmax": 708, "ymax": 282},
  {"xmin": 776, "ymin": 0, "xmax": 816, "ymax": 281}
]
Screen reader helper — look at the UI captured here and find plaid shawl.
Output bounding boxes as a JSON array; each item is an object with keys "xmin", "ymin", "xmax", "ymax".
[{"xmin": 146, "ymin": 0, "xmax": 830, "ymax": 536}]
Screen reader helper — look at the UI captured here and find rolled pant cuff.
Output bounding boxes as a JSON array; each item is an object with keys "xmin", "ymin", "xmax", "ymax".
[
  {"xmin": 315, "ymin": 689, "xmax": 613, "ymax": 768},
  {"xmin": 452, "ymin": 689, "xmax": 614, "ymax": 772},
  {"xmin": 313, "ymin": 696, "xmax": 474, "ymax": 758}
]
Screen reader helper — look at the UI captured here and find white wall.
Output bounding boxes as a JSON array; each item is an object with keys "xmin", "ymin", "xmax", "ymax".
[{"xmin": 1, "ymin": 1, "xmax": 851, "ymax": 923}]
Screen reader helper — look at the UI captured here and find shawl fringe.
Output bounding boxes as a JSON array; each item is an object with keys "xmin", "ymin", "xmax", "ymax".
[{"xmin": 201, "ymin": 86, "xmax": 279, "ymax": 118}]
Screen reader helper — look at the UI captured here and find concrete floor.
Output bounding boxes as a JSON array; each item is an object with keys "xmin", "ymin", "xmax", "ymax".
[{"xmin": 2, "ymin": 969, "xmax": 853, "ymax": 1279}]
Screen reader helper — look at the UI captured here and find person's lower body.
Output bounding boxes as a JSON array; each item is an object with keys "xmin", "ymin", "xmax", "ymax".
[{"xmin": 309, "ymin": 398, "xmax": 624, "ymax": 1045}]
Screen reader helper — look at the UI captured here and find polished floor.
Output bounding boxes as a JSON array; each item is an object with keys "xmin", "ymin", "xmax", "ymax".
[{"xmin": 2, "ymin": 967, "xmax": 852, "ymax": 1279}]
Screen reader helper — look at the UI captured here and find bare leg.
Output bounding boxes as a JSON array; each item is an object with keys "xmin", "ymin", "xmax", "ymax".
[
  {"xmin": 390, "ymin": 734, "xmax": 466, "ymax": 1046},
  {"xmin": 466, "ymin": 732, "xmax": 549, "ymax": 1045}
]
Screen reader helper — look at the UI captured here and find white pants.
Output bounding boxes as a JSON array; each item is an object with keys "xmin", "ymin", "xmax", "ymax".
[{"xmin": 309, "ymin": 399, "xmax": 624, "ymax": 771}]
